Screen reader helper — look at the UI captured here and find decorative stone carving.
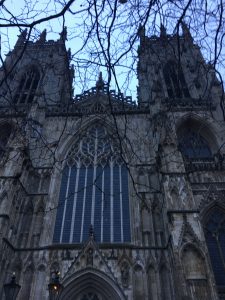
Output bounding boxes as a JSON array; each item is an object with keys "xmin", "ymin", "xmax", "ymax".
[
  {"xmin": 121, "ymin": 261, "xmax": 130, "ymax": 288},
  {"xmin": 86, "ymin": 247, "xmax": 94, "ymax": 266},
  {"xmin": 178, "ymin": 215, "xmax": 202, "ymax": 247}
]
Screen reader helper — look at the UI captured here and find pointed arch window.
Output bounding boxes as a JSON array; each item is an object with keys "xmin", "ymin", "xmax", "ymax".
[
  {"xmin": 178, "ymin": 130, "xmax": 212, "ymax": 159},
  {"xmin": 204, "ymin": 207, "xmax": 225, "ymax": 291},
  {"xmin": 163, "ymin": 62, "xmax": 190, "ymax": 98},
  {"xmin": 182, "ymin": 246, "xmax": 209, "ymax": 298},
  {"xmin": 53, "ymin": 125, "xmax": 131, "ymax": 244},
  {"xmin": 14, "ymin": 67, "xmax": 40, "ymax": 104},
  {"xmin": 0, "ymin": 123, "xmax": 12, "ymax": 157}
]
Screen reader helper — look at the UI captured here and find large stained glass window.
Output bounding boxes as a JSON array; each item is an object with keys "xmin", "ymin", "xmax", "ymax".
[
  {"xmin": 204, "ymin": 207, "xmax": 225, "ymax": 287},
  {"xmin": 53, "ymin": 125, "xmax": 131, "ymax": 244}
]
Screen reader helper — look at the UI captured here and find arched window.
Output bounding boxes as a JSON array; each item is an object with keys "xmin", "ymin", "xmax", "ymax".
[
  {"xmin": 182, "ymin": 246, "xmax": 209, "ymax": 299},
  {"xmin": 204, "ymin": 207, "xmax": 225, "ymax": 289},
  {"xmin": 18, "ymin": 201, "xmax": 33, "ymax": 248},
  {"xmin": 0, "ymin": 123, "xmax": 12, "ymax": 157},
  {"xmin": 160, "ymin": 265, "xmax": 172, "ymax": 300},
  {"xmin": 53, "ymin": 125, "xmax": 131, "ymax": 244},
  {"xmin": 19, "ymin": 266, "xmax": 34, "ymax": 300},
  {"xmin": 178, "ymin": 130, "xmax": 212, "ymax": 159},
  {"xmin": 163, "ymin": 62, "xmax": 190, "ymax": 98},
  {"xmin": 147, "ymin": 266, "xmax": 158, "ymax": 300},
  {"xmin": 14, "ymin": 67, "xmax": 40, "ymax": 104},
  {"xmin": 134, "ymin": 265, "xmax": 145, "ymax": 299}
]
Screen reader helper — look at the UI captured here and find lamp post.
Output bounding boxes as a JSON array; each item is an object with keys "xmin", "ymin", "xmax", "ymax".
[
  {"xmin": 3, "ymin": 273, "xmax": 21, "ymax": 300},
  {"xmin": 48, "ymin": 271, "xmax": 63, "ymax": 300}
]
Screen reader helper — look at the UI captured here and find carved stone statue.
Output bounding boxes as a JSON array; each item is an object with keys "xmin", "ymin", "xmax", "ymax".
[{"xmin": 86, "ymin": 248, "xmax": 93, "ymax": 266}]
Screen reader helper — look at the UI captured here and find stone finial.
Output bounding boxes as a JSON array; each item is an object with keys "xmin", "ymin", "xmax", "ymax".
[
  {"xmin": 89, "ymin": 224, "xmax": 95, "ymax": 239},
  {"xmin": 15, "ymin": 29, "xmax": 27, "ymax": 46},
  {"xmin": 96, "ymin": 72, "xmax": 104, "ymax": 91},
  {"xmin": 160, "ymin": 24, "xmax": 167, "ymax": 38},
  {"xmin": 70, "ymin": 64, "xmax": 75, "ymax": 81},
  {"xmin": 67, "ymin": 48, "xmax": 72, "ymax": 61},
  {"xmin": 181, "ymin": 21, "xmax": 193, "ymax": 41},
  {"xmin": 37, "ymin": 29, "xmax": 47, "ymax": 43},
  {"xmin": 138, "ymin": 24, "xmax": 145, "ymax": 44},
  {"xmin": 60, "ymin": 26, "xmax": 67, "ymax": 42}
]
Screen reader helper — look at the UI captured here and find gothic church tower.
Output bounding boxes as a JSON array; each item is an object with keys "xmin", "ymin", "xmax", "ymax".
[{"xmin": 0, "ymin": 24, "xmax": 224, "ymax": 300}]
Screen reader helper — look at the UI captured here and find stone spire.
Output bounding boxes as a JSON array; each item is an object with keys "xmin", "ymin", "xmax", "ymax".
[
  {"xmin": 160, "ymin": 24, "xmax": 167, "ymax": 38},
  {"xmin": 67, "ymin": 48, "xmax": 72, "ymax": 61},
  {"xmin": 96, "ymin": 72, "xmax": 104, "ymax": 91},
  {"xmin": 36, "ymin": 29, "xmax": 47, "ymax": 44},
  {"xmin": 138, "ymin": 24, "xmax": 145, "ymax": 45},
  {"xmin": 181, "ymin": 21, "xmax": 193, "ymax": 41},
  {"xmin": 60, "ymin": 26, "xmax": 67, "ymax": 42},
  {"xmin": 15, "ymin": 29, "xmax": 27, "ymax": 46}
]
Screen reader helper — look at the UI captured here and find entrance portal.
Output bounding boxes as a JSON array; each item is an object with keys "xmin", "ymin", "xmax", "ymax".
[
  {"xmin": 79, "ymin": 292, "xmax": 102, "ymax": 300},
  {"xmin": 59, "ymin": 269, "xmax": 126, "ymax": 300}
]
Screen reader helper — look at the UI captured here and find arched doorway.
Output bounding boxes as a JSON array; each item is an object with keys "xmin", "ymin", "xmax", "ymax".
[{"xmin": 59, "ymin": 269, "xmax": 126, "ymax": 300}]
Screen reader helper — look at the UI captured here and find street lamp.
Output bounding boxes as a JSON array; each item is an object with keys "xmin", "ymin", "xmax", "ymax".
[
  {"xmin": 48, "ymin": 271, "xmax": 63, "ymax": 300},
  {"xmin": 3, "ymin": 273, "xmax": 21, "ymax": 300}
]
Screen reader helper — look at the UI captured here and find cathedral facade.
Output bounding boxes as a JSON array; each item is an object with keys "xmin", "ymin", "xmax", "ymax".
[{"xmin": 0, "ymin": 24, "xmax": 225, "ymax": 300}]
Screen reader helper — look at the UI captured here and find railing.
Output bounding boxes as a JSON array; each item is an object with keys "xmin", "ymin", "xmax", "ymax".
[
  {"xmin": 184, "ymin": 157, "xmax": 225, "ymax": 172},
  {"xmin": 74, "ymin": 85, "xmax": 135, "ymax": 106},
  {"xmin": 162, "ymin": 97, "xmax": 215, "ymax": 110}
]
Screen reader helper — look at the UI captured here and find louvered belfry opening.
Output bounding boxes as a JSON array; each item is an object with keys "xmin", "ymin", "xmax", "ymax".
[{"xmin": 14, "ymin": 67, "xmax": 40, "ymax": 104}]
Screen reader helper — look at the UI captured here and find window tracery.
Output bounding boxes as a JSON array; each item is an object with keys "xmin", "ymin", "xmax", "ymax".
[
  {"xmin": 178, "ymin": 130, "xmax": 212, "ymax": 159},
  {"xmin": 0, "ymin": 123, "xmax": 12, "ymax": 157},
  {"xmin": 204, "ymin": 207, "xmax": 225, "ymax": 288},
  {"xmin": 53, "ymin": 125, "xmax": 131, "ymax": 244},
  {"xmin": 163, "ymin": 62, "xmax": 190, "ymax": 98},
  {"xmin": 14, "ymin": 67, "xmax": 40, "ymax": 104}
]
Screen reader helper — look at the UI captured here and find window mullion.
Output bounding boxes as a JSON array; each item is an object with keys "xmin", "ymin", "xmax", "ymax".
[
  {"xmin": 21, "ymin": 74, "xmax": 29, "ymax": 103},
  {"xmin": 28, "ymin": 73, "xmax": 35, "ymax": 103},
  {"xmin": 119, "ymin": 165, "xmax": 124, "ymax": 242},
  {"xmin": 70, "ymin": 164, "xmax": 80, "ymax": 243},
  {"xmin": 110, "ymin": 161, "xmax": 114, "ymax": 243},
  {"xmin": 91, "ymin": 135, "xmax": 98, "ymax": 226},
  {"xmin": 80, "ymin": 166, "xmax": 88, "ymax": 242},
  {"xmin": 216, "ymin": 233, "xmax": 225, "ymax": 273},
  {"xmin": 101, "ymin": 168, "xmax": 104, "ymax": 243},
  {"xmin": 60, "ymin": 166, "xmax": 71, "ymax": 243}
]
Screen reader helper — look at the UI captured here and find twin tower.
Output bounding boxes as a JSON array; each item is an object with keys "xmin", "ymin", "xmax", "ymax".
[{"xmin": 0, "ymin": 24, "xmax": 224, "ymax": 300}]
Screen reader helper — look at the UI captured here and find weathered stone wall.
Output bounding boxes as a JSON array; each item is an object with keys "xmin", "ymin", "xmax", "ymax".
[{"xmin": 0, "ymin": 27, "xmax": 224, "ymax": 300}]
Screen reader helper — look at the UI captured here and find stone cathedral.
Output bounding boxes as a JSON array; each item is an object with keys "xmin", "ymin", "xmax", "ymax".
[{"xmin": 0, "ymin": 23, "xmax": 225, "ymax": 300}]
